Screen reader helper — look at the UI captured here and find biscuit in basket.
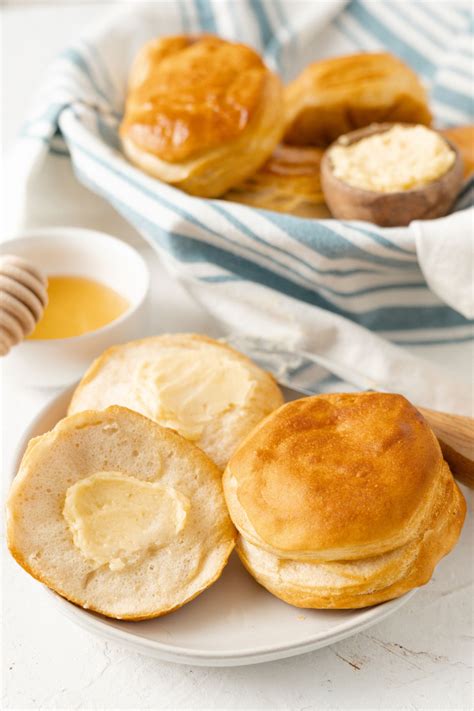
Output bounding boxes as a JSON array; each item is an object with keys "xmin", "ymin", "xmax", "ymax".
[
  {"xmin": 224, "ymin": 144, "xmax": 331, "ymax": 218},
  {"xmin": 284, "ymin": 52, "xmax": 432, "ymax": 147},
  {"xmin": 120, "ymin": 35, "xmax": 285, "ymax": 197},
  {"xmin": 223, "ymin": 393, "xmax": 465, "ymax": 608},
  {"xmin": 68, "ymin": 334, "xmax": 284, "ymax": 469},
  {"xmin": 7, "ymin": 406, "xmax": 235, "ymax": 620}
]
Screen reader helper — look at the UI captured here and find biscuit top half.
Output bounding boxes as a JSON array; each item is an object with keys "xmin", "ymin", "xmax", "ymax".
[
  {"xmin": 120, "ymin": 35, "xmax": 273, "ymax": 163},
  {"xmin": 225, "ymin": 392, "xmax": 445, "ymax": 558}
]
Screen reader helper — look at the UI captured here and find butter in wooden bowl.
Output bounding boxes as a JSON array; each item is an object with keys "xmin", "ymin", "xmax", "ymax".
[{"xmin": 321, "ymin": 123, "xmax": 464, "ymax": 226}]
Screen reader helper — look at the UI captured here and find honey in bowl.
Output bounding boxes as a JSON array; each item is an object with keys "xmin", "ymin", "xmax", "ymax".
[{"xmin": 29, "ymin": 276, "xmax": 129, "ymax": 340}]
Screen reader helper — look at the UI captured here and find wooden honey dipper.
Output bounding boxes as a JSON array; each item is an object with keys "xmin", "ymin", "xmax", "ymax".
[{"xmin": 0, "ymin": 255, "xmax": 48, "ymax": 355}]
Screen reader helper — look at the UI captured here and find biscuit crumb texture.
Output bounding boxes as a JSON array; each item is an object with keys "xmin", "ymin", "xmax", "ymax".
[{"xmin": 7, "ymin": 406, "xmax": 235, "ymax": 620}]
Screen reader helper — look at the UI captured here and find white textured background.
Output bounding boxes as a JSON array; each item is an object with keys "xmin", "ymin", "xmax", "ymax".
[{"xmin": 1, "ymin": 3, "xmax": 473, "ymax": 709}]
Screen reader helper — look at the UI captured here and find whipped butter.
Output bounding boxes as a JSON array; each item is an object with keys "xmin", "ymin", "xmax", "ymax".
[
  {"xmin": 63, "ymin": 472, "xmax": 189, "ymax": 570},
  {"xmin": 132, "ymin": 348, "xmax": 255, "ymax": 439},
  {"xmin": 330, "ymin": 125, "xmax": 455, "ymax": 193}
]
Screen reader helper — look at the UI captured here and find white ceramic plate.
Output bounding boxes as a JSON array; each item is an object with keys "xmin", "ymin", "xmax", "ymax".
[{"xmin": 10, "ymin": 386, "xmax": 415, "ymax": 667}]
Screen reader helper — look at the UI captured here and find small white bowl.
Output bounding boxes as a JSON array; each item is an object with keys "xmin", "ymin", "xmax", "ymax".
[{"xmin": 1, "ymin": 227, "xmax": 150, "ymax": 387}]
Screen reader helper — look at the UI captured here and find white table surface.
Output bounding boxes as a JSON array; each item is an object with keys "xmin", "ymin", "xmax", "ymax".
[{"xmin": 1, "ymin": 4, "xmax": 473, "ymax": 710}]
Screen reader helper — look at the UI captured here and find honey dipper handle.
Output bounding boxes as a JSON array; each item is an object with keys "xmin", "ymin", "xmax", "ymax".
[{"xmin": 418, "ymin": 406, "xmax": 474, "ymax": 489}]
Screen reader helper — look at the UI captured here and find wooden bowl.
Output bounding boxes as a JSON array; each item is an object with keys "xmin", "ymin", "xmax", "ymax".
[{"xmin": 320, "ymin": 123, "xmax": 464, "ymax": 227}]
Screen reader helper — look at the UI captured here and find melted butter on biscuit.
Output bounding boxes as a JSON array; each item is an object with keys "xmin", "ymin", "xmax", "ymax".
[
  {"xmin": 330, "ymin": 125, "xmax": 455, "ymax": 193},
  {"xmin": 132, "ymin": 348, "xmax": 255, "ymax": 440},
  {"xmin": 63, "ymin": 471, "xmax": 189, "ymax": 570}
]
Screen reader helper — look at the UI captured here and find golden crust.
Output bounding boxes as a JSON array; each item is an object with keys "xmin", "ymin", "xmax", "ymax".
[
  {"xmin": 284, "ymin": 52, "xmax": 432, "ymax": 147},
  {"xmin": 441, "ymin": 125, "xmax": 474, "ymax": 178},
  {"xmin": 7, "ymin": 406, "xmax": 236, "ymax": 620},
  {"xmin": 224, "ymin": 144, "xmax": 331, "ymax": 218},
  {"xmin": 120, "ymin": 35, "xmax": 285, "ymax": 197},
  {"xmin": 224, "ymin": 393, "xmax": 445, "ymax": 560}
]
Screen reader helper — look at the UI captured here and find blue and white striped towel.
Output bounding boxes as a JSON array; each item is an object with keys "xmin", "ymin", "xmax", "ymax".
[{"xmin": 6, "ymin": 0, "xmax": 474, "ymax": 412}]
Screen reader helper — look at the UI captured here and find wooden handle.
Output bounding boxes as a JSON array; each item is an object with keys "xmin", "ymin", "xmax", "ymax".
[
  {"xmin": 418, "ymin": 406, "xmax": 474, "ymax": 489},
  {"xmin": 0, "ymin": 255, "xmax": 47, "ymax": 355}
]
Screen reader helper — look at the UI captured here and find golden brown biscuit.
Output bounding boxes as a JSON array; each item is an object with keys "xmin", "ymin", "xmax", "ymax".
[
  {"xmin": 223, "ymin": 392, "xmax": 466, "ymax": 609},
  {"xmin": 224, "ymin": 144, "xmax": 331, "ymax": 218},
  {"xmin": 7, "ymin": 407, "xmax": 236, "ymax": 620},
  {"xmin": 284, "ymin": 52, "xmax": 432, "ymax": 147},
  {"xmin": 441, "ymin": 125, "xmax": 474, "ymax": 178},
  {"xmin": 120, "ymin": 35, "xmax": 285, "ymax": 197}
]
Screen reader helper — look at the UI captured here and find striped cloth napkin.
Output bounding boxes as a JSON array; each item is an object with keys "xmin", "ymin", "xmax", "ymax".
[{"xmin": 6, "ymin": 0, "xmax": 473, "ymax": 412}]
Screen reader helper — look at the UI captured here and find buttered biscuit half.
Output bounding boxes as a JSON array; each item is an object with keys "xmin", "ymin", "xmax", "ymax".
[
  {"xmin": 7, "ymin": 406, "xmax": 235, "ymax": 620},
  {"xmin": 68, "ymin": 334, "xmax": 284, "ymax": 469}
]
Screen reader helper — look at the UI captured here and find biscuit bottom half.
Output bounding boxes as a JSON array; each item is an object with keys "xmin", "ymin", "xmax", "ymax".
[{"xmin": 7, "ymin": 406, "xmax": 236, "ymax": 620}]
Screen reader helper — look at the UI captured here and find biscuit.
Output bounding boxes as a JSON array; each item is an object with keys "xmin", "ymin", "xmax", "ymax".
[
  {"xmin": 120, "ymin": 35, "xmax": 285, "ymax": 197},
  {"xmin": 284, "ymin": 53, "xmax": 432, "ymax": 147},
  {"xmin": 7, "ymin": 406, "xmax": 235, "ymax": 620},
  {"xmin": 223, "ymin": 393, "xmax": 466, "ymax": 608}
]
